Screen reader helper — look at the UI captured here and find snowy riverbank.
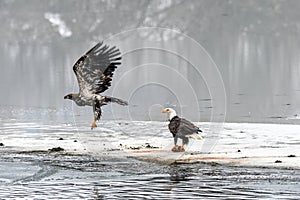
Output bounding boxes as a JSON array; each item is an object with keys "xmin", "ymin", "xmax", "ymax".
[{"xmin": 1, "ymin": 120, "xmax": 299, "ymax": 169}]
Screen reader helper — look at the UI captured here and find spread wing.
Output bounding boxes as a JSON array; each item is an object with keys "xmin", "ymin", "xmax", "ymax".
[
  {"xmin": 178, "ymin": 118, "xmax": 202, "ymax": 136},
  {"xmin": 72, "ymin": 42, "xmax": 121, "ymax": 97}
]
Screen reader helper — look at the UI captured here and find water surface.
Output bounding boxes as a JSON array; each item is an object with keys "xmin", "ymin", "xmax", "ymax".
[{"xmin": 0, "ymin": 107, "xmax": 299, "ymax": 199}]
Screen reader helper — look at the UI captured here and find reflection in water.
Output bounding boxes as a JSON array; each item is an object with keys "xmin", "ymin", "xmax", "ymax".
[
  {"xmin": 0, "ymin": 107, "xmax": 300, "ymax": 199},
  {"xmin": 1, "ymin": 2, "xmax": 300, "ymax": 199},
  {"xmin": 1, "ymin": 1, "xmax": 300, "ymax": 124},
  {"xmin": 2, "ymin": 39, "xmax": 300, "ymax": 123},
  {"xmin": 1, "ymin": 152, "xmax": 299, "ymax": 199},
  {"xmin": 168, "ymin": 166, "xmax": 191, "ymax": 183}
]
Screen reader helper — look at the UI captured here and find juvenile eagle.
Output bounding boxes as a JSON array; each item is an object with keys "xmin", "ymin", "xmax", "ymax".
[
  {"xmin": 162, "ymin": 108, "xmax": 203, "ymax": 152},
  {"xmin": 64, "ymin": 42, "xmax": 128, "ymax": 129}
]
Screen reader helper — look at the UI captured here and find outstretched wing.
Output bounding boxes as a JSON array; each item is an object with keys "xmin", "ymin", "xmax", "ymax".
[
  {"xmin": 178, "ymin": 118, "xmax": 202, "ymax": 136},
  {"xmin": 73, "ymin": 42, "xmax": 121, "ymax": 97}
]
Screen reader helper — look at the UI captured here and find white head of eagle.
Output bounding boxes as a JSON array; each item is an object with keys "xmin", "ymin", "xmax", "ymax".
[
  {"xmin": 161, "ymin": 108, "xmax": 177, "ymax": 121},
  {"xmin": 162, "ymin": 107, "xmax": 203, "ymax": 152}
]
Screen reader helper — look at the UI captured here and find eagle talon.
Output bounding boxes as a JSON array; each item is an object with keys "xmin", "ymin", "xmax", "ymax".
[
  {"xmin": 171, "ymin": 145, "xmax": 180, "ymax": 152},
  {"xmin": 63, "ymin": 42, "xmax": 127, "ymax": 129},
  {"xmin": 91, "ymin": 121, "xmax": 97, "ymax": 130},
  {"xmin": 179, "ymin": 145, "xmax": 185, "ymax": 152},
  {"xmin": 162, "ymin": 108, "xmax": 202, "ymax": 154}
]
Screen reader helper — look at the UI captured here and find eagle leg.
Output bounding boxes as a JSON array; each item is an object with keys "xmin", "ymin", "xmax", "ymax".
[
  {"xmin": 171, "ymin": 136, "xmax": 181, "ymax": 152},
  {"xmin": 171, "ymin": 145, "xmax": 179, "ymax": 152},
  {"xmin": 91, "ymin": 98, "xmax": 102, "ymax": 130},
  {"xmin": 179, "ymin": 144, "xmax": 185, "ymax": 152},
  {"xmin": 91, "ymin": 120, "xmax": 97, "ymax": 130}
]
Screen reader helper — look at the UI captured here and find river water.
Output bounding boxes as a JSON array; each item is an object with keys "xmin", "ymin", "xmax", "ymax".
[
  {"xmin": 0, "ymin": 107, "xmax": 299, "ymax": 199},
  {"xmin": 0, "ymin": 152, "xmax": 299, "ymax": 199},
  {"xmin": 1, "ymin": 2, "xmax": 300, "ymax": 199}
]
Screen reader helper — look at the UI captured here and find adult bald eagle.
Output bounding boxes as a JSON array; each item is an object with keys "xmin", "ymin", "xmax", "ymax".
[
  {"xmin": 162, "ymin": 108, "xmax": 203, "ymax": 152},
  {"xmin": 64, "ymin": 42, "xmax": 128, "ymax": 129}
]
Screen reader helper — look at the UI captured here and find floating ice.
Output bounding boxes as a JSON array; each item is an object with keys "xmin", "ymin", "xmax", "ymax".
[{"xmin": 1, "ymin": 119, "xmax": 300, "ymax": 169}]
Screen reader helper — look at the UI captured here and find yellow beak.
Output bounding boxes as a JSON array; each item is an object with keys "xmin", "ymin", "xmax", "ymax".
[{"xmin": 162, "ymin": 109, "xmax": 168, "ymax": 113}]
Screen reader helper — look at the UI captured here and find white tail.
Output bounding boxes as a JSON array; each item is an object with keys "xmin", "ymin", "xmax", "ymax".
[{"xmin": 188, "ymin": 133, "xmax": 203, "ymax": 140}]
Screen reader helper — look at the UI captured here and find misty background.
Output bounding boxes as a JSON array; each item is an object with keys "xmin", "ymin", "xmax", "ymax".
[{"xmin": 1, "ymin": 0, "xmax": 300, "ymax": 123}]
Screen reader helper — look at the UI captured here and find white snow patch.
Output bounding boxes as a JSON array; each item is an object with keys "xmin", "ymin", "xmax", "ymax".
[{"xmin": 1, "ymin": 121, "xmax": 300, "ymax": 169}]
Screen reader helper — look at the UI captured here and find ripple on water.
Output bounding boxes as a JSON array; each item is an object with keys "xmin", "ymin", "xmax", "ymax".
[
  {"xmin": 0, "ymin": 152, "xmax": 299, "ymax": 199},
  {"xmin": 0, "ymin": 112, "xmax": 300, "ymax": 199}
]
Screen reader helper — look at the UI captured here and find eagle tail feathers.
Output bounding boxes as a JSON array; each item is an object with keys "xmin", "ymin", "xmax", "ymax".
[
  {"xmin": 105, "ymin": 96, "xmax": 128, "ymax": 106},
  {"xmin": 187, "ymin": 133, "xmax": 203, "ymax": 140}
]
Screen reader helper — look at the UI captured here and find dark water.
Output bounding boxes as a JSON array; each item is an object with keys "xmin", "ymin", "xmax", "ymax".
[
  {"xmin": 1, "ymin": 2, "xmax": 300, "ymax": 198},
  {"xmin": 0, "ymin": 152, "xmax": 299, "ymax": 199},
  {"xmin": 0, "ymin": 107, "xmax": 300, "ymax": 199}
]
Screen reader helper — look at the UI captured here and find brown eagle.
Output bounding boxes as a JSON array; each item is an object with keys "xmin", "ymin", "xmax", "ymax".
[
  {"xmin": 64, "ymin": 42, "xmax": 128, "ymax": 129},
  {"xmin": 162, "ymin": 108, "xmax": 203, "ymax": 152}
]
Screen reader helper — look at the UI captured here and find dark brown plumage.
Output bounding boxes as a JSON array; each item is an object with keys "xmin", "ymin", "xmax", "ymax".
[
  {"xmin": 162, "ymin": 108, "xmax": 203, "ymax": 152},
  {"xmin": 64, "ymin": 42, "xmax": 128, "ymax": 129}
]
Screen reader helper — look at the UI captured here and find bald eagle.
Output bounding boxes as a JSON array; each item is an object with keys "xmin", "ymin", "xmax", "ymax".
[
  {"xmin": 64, "ymin": 42, "xmax": 128, "ymax": 129},
  {"xmin": 162, "ymin": 108, "xmax": 203, "ymax": 152}
]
